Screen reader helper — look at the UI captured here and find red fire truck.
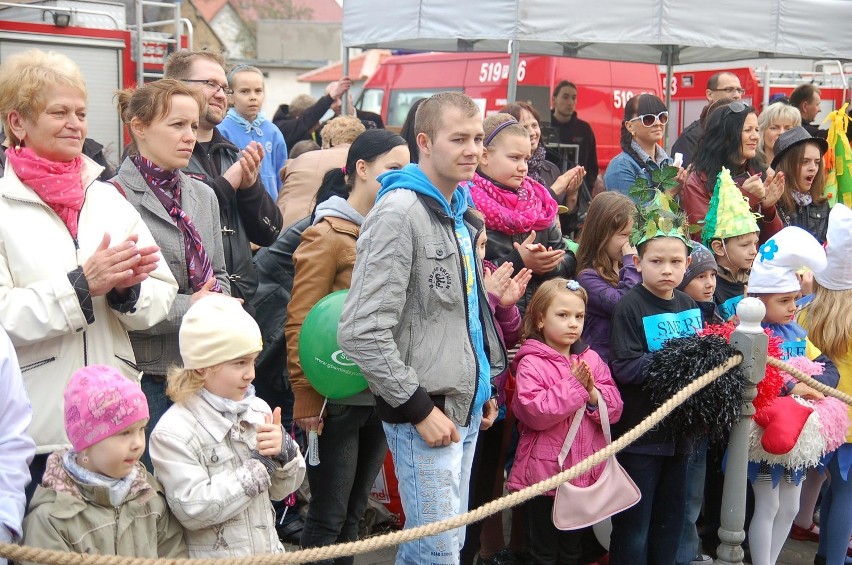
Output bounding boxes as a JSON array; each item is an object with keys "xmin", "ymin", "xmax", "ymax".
[
  {"xmin": 0, "ymin": 0, "xmax": 187, "ymax": 165},
  {"xmin": 357, "ymin": 51, "xmax": 664, "ymax": 171},
  {"xmin": 663, "ymin": 63, "xmax": 850, "ymax": 139}
]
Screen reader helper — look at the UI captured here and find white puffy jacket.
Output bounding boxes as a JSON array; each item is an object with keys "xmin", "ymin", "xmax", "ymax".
[{"xmin": 0, "ymin": 156, "xmax": 178, "ymax": 453}]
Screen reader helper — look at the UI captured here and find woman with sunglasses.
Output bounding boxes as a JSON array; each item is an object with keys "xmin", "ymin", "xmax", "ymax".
[
  {"xmin": 682, "ymin": 101, "xmax": 785, "ymax": 243},
  {"xmin": 604, "ymin": 94, "xmax": 686, "ymax": 199}
]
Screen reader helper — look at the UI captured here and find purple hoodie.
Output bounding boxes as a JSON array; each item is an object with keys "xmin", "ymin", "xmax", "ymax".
[{"xmin": 576, "ymin": 255, "xmax": 641, "ymax": 362}]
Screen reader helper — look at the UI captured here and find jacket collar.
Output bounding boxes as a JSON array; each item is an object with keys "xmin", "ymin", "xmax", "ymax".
[
  {"xmin": 183, "ymin": 393, "xmax": 267, "ymax": 443},
  {"xmin": 35, "ymin": 451, "xmax": 154, "ymax": 518},
  {"xmin": 117, "ymin": 157, "xmax": 201, "ymax": 226},
  {"xmin": 324, "ymin": 215, "xmax": 360, "ymax": 237},
  {"xmin": 1, "ymin": 154, "xmax": 103, "ymax": 204},
  {"xmin": 198, "ymin": 127, "xmax": 238, "ymax": 154}
]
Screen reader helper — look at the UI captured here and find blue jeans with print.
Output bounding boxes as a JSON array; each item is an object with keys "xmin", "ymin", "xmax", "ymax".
[{"xmin": 383, "ymin": 409, "xmax": 482, "ymax": 565}]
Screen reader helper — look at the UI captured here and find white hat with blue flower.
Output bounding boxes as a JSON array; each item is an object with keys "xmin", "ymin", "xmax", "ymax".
[{"xmin": 748, "ymin": 226, "xmax": 827, "ymax": 294}]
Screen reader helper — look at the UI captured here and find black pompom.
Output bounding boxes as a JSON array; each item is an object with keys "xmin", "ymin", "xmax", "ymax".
[{"xmin": 642, "ymin": 334, "xmax": 746, "ymax": 443}]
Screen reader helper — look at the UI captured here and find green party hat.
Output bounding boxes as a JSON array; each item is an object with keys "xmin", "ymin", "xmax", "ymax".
[
  {"xmin": 701, "ymin": 167, "xmax": 760, "ymax": 246},
  {"xmin": 629, "ymin": 166, "xmax": 693, "ymax": 249}
]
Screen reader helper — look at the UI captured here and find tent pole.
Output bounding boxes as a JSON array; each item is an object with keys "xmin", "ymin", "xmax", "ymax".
[
  {"xmin": 507, "ymin": 40, "xmax": 520, "ymax": 103},
  {"xmin": 664, "ymin": 45, "xmax": 674, "ymax": 150},
  {"xmin": 341, "ymin": 46, "xmax": 350, "ymax": 115}
]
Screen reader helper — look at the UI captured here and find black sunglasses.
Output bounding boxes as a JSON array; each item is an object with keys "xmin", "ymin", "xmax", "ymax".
[
  {"xmin": 628, "ymin": 111, "xmax": 668, "ymax": 127},
  {"xmin": 723, "ymin": 101, "xmax": 748, "ymax": 117}
]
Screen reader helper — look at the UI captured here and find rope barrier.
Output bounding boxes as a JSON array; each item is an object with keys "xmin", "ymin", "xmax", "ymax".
[
  {"xmin": 0, "ymin": 353, "xmax": 743, "ymax": 565},
  {"xmin": 767, "ymin": 357, "xmax": 852, "ymax": 406}
]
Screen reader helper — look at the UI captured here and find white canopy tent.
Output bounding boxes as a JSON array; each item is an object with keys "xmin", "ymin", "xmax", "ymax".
[
  {"xmin": 342, "ymin": 0, "xmax": 852, "ymax": 121},
  {"xmin": 342, "ymin": 0, "xmax": 852, "ymax": 64}
]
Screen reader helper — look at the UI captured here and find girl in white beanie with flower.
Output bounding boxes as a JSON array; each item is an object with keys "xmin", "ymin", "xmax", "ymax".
[{"xmin": 149, "ymin": 294, "xmax": 305, "ymax": 557}]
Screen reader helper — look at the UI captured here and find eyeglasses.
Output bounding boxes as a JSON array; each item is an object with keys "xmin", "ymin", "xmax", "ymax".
[
  {"xmin": 710, "ymin": 87, "xmax": 747, "ymax": 95},
  {"xmin": 182, "ymin": 79, "xmax": 233, "ymax": 96},
  {"xmin": 628, "ymin": 111, "xmax": 669, "ymax": 127}
]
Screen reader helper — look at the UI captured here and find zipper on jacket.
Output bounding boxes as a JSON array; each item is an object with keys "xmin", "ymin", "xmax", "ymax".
[
  {"xmin": 114, "ymin": 506, "xmax": 120, "ymax": 551},
  {"xmin": 455, "ymin": 241, "xmax": 480, "ymax": 427},
  {"xmin": 19, "ymin": 356, "xmax": 57, "ymax": 372}
]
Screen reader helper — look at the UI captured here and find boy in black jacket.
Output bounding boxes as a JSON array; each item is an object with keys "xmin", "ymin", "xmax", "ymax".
[{"xmin": 608, "ymin": 187, "xmax": 701, "ymax": 565}]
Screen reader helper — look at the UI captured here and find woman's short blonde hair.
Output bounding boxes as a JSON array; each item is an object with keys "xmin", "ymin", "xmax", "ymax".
[
  {"xmin": 0, "ymin": 49, "xmax": 87, "ymax": 146},
  {"xmin": 756, "ymin": 102, "xmax": 802, "ymax": 168},
  {"xmin": 166, "ymin": 365, "xmax": 219, "ymax": 404},
  {"xmin": 320, "ymin": 116, "xmax": 365, "ymax": 149}
]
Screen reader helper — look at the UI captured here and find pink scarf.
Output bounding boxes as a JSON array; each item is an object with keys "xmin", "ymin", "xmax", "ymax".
[
  {"xmin": 469, "ymin": 172, "xmax": 558, "ymax": 234},
  {"xmin": 6, "ymin": 147, "xmax": 84, "ymax": 239}
]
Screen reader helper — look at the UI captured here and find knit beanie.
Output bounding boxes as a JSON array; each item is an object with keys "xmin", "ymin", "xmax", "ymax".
[
  {"xmin": 678, "ymin": 242, "xmax": 718, "ymax": 291},
  {"xmin": 179, "ymin": 294, "xmax": 263, "ymax": 370},
  {"xmin": 64, "ymin": 365, "xmax": 149, "ymax": 452}
]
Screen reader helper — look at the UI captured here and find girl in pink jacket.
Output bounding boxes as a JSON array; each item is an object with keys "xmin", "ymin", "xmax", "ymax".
[{"xmin": 507, "ymin": 278, "xmax": 623, "ymax": 565}]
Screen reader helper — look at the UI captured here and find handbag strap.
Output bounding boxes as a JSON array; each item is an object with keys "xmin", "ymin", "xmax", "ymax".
[{"xmin": 557, "ymin": 391, "xmax": 610, "ymax": 467}]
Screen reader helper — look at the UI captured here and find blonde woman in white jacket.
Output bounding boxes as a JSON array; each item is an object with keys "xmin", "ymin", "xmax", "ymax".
[{"xmin": 0, "ymin": 50, "xmax": 178, "ymax": 498}]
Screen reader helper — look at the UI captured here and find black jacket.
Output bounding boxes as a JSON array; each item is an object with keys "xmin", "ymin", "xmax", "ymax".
[
  {"xmin": 272, "ymin": 94, "xmax": 335, "ymax": 149},
  {"xmin": 182, "ymin": 129, "xmax": 282, "ymax": 302},
  {"xmin": 671, "ymin": 119, "xmax": 704, "ymax": 169},
  {"xmin": 777, "ymin": 199, "xmax": 830, "ymax": 243},
  {"xmin": 250, "ymin": 216, "xmax": 310, "ymax": 403},
  {"xmin": 484, "ymin": 221, "xmax": 577, "ymax": 316},
  {"xmin": 548, "ymin": 111, "xmax": 599, "ymax": 187}
]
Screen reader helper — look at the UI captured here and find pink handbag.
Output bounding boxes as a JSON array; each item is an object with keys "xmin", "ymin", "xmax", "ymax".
[{"xmin": 552, "ymin": 394, "xmax": 641, "ymax": 530}]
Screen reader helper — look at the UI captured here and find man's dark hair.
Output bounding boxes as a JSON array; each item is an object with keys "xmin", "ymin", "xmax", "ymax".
[
  {"xmin": 706, "ymin": 71, "xmax": 738, "ymax": 91},
  {"xmin": 553, "ymin": 80, "xmax": 577, "ymax": 99},
  {"xmin": 789, "ymin": 84, "xmax": 820, "ymax": 111}
]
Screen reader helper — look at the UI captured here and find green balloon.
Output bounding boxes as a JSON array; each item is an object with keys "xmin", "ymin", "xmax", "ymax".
[{"xmin": 299, "ymin": 289, "xmax": 368, "ymax": 399}]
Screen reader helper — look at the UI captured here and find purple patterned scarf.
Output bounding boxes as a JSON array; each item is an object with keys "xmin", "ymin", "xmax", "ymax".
[
  {"xmin": 132, "ymin": 154, "xmax": 221, "ymax": 293},
  {"xmin": 526, "ymin": 145, "xmax": 548, "ymax": 185}
]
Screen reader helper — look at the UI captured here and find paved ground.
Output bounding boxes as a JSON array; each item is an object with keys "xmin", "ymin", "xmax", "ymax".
[{"xmin": 284, "ymin": 523, "xmax": 825, "ymax": 564}]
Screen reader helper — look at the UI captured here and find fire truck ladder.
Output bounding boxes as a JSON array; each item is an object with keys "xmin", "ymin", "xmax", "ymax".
[
  {"xmin": 133, "ymin": 0, "xmax": 192, "ymax": 85},
  {"xmin": 759, "ymin": 60, "xmax": 849, "ymax": 110}
]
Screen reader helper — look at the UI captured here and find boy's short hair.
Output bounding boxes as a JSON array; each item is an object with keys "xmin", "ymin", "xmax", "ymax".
[
  {"xmin": 414, "ymin": 91, "xmax": 480, "ymax": 142},
  {"xmin": 288, "ymin": 94, "xmax": 317, "ymax": 118},
  {"xmin": 226, "ymin": 64, "xmax": 264, "ymax": 87},
  {"xmin": 637, "ymin": 236, "xmax": 691, "ymax": 257}
]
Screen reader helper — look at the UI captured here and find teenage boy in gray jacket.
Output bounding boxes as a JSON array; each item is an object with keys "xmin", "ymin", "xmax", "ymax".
[{"xmin": 339, "ymin": 92, "xmax": 506, "ymax": 565}]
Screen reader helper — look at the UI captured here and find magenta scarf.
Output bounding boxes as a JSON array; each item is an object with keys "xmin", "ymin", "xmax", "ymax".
[
  {"xmin": 469, "ymin": 172, "xmax": 558, "ymax": 234},
  {"xmin": 5, "ymin": 147, "xmax": 84, "ymax": 238}
]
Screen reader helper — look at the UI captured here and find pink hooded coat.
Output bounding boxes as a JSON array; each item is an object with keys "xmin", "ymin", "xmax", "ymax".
[{"xmin": 507, "ymin": 339, "xmax": 623, "ymax": 493}]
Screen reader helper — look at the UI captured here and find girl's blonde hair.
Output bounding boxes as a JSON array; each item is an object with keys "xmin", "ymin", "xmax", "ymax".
[
  {"xmin": 0, "ymin": 49, "xmax": 87, "ymax": 146},
  {"xmin": 166, "ymin": 364, "xmax": 219, "ymax": 403},
  {"xmin": 804, "ymin": 282, "xmax": 852, "ymax": 360},
  {"xmin": 522, "ymin": 278, "xmax": 588, "ymax": 342},
  {"xmin": 576, "ymin": 192, "xmax": 636, "ymax": 286},
  {"xmin": 483, "ymin": 112, "xmax": 528, "ymax": 146}
]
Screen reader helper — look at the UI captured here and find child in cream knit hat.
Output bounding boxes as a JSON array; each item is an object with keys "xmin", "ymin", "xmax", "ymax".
[{"xmin": 149, "ymin": 295, "xmax": 305, "ymax": 557}]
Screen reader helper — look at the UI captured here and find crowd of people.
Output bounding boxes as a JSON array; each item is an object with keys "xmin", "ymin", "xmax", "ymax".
[{"xmin": 0, "ymin": 45, "xmax": 850, "ymax": 565}]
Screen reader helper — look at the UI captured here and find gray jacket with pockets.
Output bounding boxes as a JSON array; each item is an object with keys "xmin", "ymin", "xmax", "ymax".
[{"xmin": 339, "ymin": 189, "xmax": 507, "ymax": 427}]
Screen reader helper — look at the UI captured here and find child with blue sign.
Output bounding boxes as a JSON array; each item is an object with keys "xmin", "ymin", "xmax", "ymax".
[
  {"xmin": 607, "ymin": 187, "xmax": 700, "ymax": 565},
  {"xmin": 745, "ymin": 226, "xmax": 840, "ymax": 565},
  {"xmin": 702, "ymin": 167, "xmax": 762, "ymax": 321}
]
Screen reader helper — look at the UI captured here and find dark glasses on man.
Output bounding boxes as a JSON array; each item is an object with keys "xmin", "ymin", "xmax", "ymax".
[{"xmin": 628, "ymin": 111, "xmax": 669, "ymax": 127}]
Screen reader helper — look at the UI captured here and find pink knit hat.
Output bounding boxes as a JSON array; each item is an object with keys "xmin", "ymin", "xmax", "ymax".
[{"xmin": 64, "ymin": 365, "xmax": 149, "ymax": 452}]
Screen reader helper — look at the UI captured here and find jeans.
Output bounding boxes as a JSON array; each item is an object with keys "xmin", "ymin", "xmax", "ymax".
[
  {"xmin": 140, "ymin": 373, "xmax": 171, "ymax": 472},
  {"xmin": 609, "ymin": 452, "xmax": 689, "ymax": 565},
  {"xmin": 676, "ymin": 439, "xmax": 708, "ymax": 564},
  {"xmin": 383, "ymin": 409, "xmax": 483, "ymax": 565},
  {"xmin": 300, "ymin": 404, "xmax": 388, "ymax": 565},
  {"xmin": 817, "ymin": 448, "xmax": 852, "ymax": 564}
]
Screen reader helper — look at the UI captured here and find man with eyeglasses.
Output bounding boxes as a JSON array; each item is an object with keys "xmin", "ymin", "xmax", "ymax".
[
  {"xmin": 672, "ymin": 72, "xmax": 744, "ymax": 167},
  {"xmin": 163, "ymin": 50, "xmax": 282, "ymax": 305}
]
